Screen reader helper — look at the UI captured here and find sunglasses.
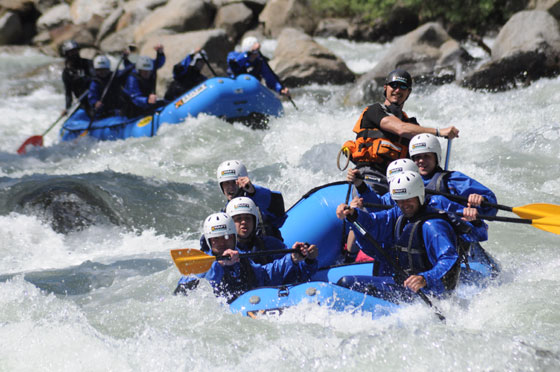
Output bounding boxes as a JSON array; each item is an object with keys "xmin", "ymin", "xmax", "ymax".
[{"xmin": 388, "ymin": 82, "xmax": 409, "ymax": 90}]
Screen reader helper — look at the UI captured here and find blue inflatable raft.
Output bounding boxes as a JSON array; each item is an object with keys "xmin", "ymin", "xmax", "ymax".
[
  {"xmin": 230, "ymin": 182, "xmax": 501, "ymax": 318},
  {"xmin": 59, "ymin": 74, "xmax": 284, "ymax": 141}
]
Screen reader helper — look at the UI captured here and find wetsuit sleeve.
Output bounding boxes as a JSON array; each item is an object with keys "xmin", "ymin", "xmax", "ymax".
[
  {"xmin": 154, "ymin": 51, "xmax": 166, "ymax": 70},
  {"xmin": 249, "ymin": 254, "xmax": 296, "ymax": 286},
  {"xmin": 262, "ymin": 236, "xmax": 288, "ymax": 260},
  {"xmin": 352, "ymin": 208, "xmax": 397, "ymax": 258},
  {"xmin": 419, "ymin": 219, "xmax": 459, "ymax": 294},
  {"xmin": 428, "ymin": 195, "xmax": 489, "ymax": 242},
  {"xmin": 259, "ymin": 57, "xmax": 283, "ymax": 93},
  {"xmin": 251, "ymin": 254, "xmax": 318, "ymax": 286},
  {"xmin": 447, "ymin": 171, "xmax": 498, "ymax": 216},
  {"xmin": 124, "ymin": 74, "xmax": 149, "ymax": 108},
  {"xmin": 87, "ymin": 80, "xmax": 101, "ymax": 107},
  {"xmin": 250, "ymin": 184, "xmax": 286, "ymax": 229},
  {"xmin": 202, "ymin": 261, "xmax": 225, "ymax": 286},
  {"xmin": 355, "ymin": 183, "xmax": 393, "ymax": 212},
  {"xmin": 173, "ymin": 54, "xmax": 193, "ymax": 79},
  {"xmin": 227, "ymin": 51, "xmax": 248, "ymax": 77}
]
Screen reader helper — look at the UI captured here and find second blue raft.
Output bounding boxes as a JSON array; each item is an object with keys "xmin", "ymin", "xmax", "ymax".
[{"xmin": 60, "ymin": 74, "xmax": 284, "ymax": 142}]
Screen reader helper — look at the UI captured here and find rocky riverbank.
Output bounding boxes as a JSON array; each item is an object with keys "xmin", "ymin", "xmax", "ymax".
[{"xmin": 2, "ymin": 0, "xmax": 560, "ymax": 105}]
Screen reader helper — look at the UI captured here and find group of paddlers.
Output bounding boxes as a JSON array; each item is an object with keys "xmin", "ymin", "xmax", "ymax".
[
  {"xmin": 60, "ymin": 36, "xmax": 290, "ymax": 121},
  {"xmin": 172, "ymin": 69, "xmax": 498, "ymax": 303}
]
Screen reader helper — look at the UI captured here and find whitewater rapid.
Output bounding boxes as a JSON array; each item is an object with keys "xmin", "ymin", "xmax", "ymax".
[{"xmin": 0, "ymin": 38, "xmax": 559, "ymax": 371}]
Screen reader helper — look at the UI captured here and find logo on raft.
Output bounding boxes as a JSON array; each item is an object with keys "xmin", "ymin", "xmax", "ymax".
[
  {"xmin": 411, "ymin": 142, "xmax": 427, "ymax": 150},
  {"xmin": 175, "ymin": 83, "xmax": 208, "ymax": 109},
  {"xmin": 137, "ymin": 116, "xmax": 152, "ymax": 128}
]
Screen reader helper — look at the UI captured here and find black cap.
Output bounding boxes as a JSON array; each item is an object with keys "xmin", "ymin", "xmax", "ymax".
[{"xmin": 385, "ymin": 69, "xmax": 412, "ymax": 88}]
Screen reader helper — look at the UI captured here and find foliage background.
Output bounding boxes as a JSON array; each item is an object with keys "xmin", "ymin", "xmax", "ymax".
[{"xmin": 310, "ymin": 0, "xmax": 529, "ymax": 38}]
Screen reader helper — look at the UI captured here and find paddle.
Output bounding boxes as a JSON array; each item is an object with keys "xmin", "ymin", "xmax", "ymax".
[
  {"xmin": 347, "ymin": 217, "xmax": 446, "ymax": 322},
  {"xmin": 81, "ymin": 54, "xmax": 126, "ymax": 138},
  {"xmin": 452, "ymin": 212, "xmax": 560, "ymax": 235},
  {"xmin": 199, "ymin": 50, "xmax": 217, "ymax": 77},
  {"xmin": 170, "ymin": 248, "xmax": 297, "ymax": 276},
  {"xmin": 17, "ymin": 90, "xmax": 88, "ymax": 154},
  {"xmin": 257, "ymin": 51, "xmax": 298, "ymax": 110},
  {"xmin": 444, "ymin": 138, "xmax": 452, "ymax": 170},
  {"xmin": 361, "ymin": 201, "xmax": 560, "ymax": 235},
  {"xmin": 425, "ymin": 189, "xmax": 560, "ymax": 220}
]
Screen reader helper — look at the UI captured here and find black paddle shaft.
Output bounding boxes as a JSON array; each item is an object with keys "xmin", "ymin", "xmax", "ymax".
[
  {"xmin": 348, "ymin": 217, "xmax": 446, "ymax": 321},
  {"xmin": 425, "ymin": 189, "xmax": 512, "ymax": 212},
  {"xmin": 217, "ymin": 248, "xmax": 297, "ymax": 261}
]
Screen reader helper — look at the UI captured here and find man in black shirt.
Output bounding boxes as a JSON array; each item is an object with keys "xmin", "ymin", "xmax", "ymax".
[
  {"xmin": 347, "ymin": 69, "xmax": 460, "ymax": 194},
  {"xmin": 60, "ymin": 40, "xmax": 94, "ymax": 116}
]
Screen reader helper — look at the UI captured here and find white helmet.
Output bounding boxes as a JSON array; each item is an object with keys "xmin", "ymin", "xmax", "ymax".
[
  {"xmin": 390, "ymin": 171, "xmax": 425, "ymax": 205},
  {"xmin": 136, "ymin": 55, "xmax": 153, "ymax": 71},
  {"xmin": 93, "ymin": 55, "xmax": 111, "ymax": 70},
  {"xmin": 386, "ymin": 158, "xmax": 419, "ymax": 183},
  {"xmin": 216, "ymin": 160, "xmax": 248, "ymax": 185},
  {"xmin": 409, "ymin": 133, "xmax": 442, "ymax": 165},
  {"xmin": 203, "ymin": 212, "xmax": 237, "ymax": 248},
  {"xmin": 241, "ymin": 36, "xmax": 258, "ymax": 53},
  {"xmin": 226, "ymin": 197, "xmax": 259, "ymax": 226}
]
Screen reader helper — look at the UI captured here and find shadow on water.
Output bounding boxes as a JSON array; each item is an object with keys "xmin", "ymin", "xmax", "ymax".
[
  {"xmin": 0, "ymin": 258, "xmax": 171, "ymax": 295},
  {"xmin": 0, "ymin": 170, "xmax": 223, "ymax": 236},
  {"xmin": 2, "ymin": 175, "xmax": 126, "ymax": 234}
]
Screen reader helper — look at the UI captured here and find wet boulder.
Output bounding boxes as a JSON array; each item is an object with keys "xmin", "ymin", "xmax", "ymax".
[
  {"xmin": 133, "ymin": 0, "xmax": 216, "ymax": 45},
  {"xmin": 270, "ymin": 28, "xmax": 355, "ymax": 87},
  {"xmin": 259, "ymin": 0, "xmax": 317, "ymax": 38},
  {"xmin": 461, "ymin": 10, "xmax": 560, "ymax": 91},
  {"xmin": 0, "ymin": 11, "xmax": 23, "ymax": 45},
  {"xmin": 214, "ymin": 2, "xmax": 255, "ymax": 43},
  {"xmin": 35, "ymin": 3, "xmax": 71, "ymax": 33},
  {"xmin": 13, "ymin": 180, "xmax": 124, "ymax": 234},
  {"xmin": 314, "ymin": 18, "xmax": 349, "ymax": 39},
  {"xmin": 345, "ymin": 22, "xmax": 473, "ymax": 106},
  {"xmin": 69, "ymin": 0, "xmax": 118, "ymax": 25}
]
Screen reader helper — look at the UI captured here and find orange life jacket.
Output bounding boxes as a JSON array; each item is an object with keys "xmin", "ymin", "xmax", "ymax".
[{"xmin": 342, "ymin": 107, "xmax": 409, "ymax": 167}]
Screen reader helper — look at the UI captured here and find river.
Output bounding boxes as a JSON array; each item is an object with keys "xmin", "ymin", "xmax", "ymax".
[{"xmin": 0, "ymin": 38, "xmax": 559, "ymax": 371}]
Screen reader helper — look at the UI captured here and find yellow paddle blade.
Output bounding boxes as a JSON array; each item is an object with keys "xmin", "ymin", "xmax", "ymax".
[
  {"xmin": 513, "ymin": 203, "xmax": 560, "ymax": 220},
  {"xmin": 170, "ymin": 248, "xmax": 216, "ymax": 275},
  {"xmin": 532, "ymin": 216, "xmax": 560, "ymax": 235}
]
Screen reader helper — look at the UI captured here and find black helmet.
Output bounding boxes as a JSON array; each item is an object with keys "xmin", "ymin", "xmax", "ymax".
[
  {"xmin": 385, "ymin": 69, "xmax": 412, "ymax": 88},
  {"xmin": 61, "ymin": 40, "xmax": 79, "ymax": 56}
]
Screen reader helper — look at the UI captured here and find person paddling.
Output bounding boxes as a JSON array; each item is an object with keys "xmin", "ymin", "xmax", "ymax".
[
  {"xmin": 408, "ymin": 133, "xmax": 498, "ymax": 217},
  {"xmin": 227, "ymin": 36, "xmax": 289, "ymax": 96},
  {"xmin": 60, "ymin": 40, "xmax": 94, "ymax": 116},
  {"xmin": 174, "ymin": 212, "xmax": 318, "ymax": 302},
  {"xmin": 337, "ymin": 171, "xmax": 461, "ymax": 298},
  {"xmin": 217, "ymin": 160, "xmax": 286, "ymax": 240},
  {"xmin": 345, "ymin": 160, "xmax": 487, "ymax": 263},
  {"xmin": 122, "ymin": 44, "xmax": 166, "ymax": 117},
  {"xmin": 164, "ymin": 48, "xmax": 209, "ymax": 101},
  {"xmin": 342, "ymin": 69, "xmax": 460, "ymax": 194},
  {"xmin": 87, "ymin": 53, "xmax": 134, "ymax": 118}
]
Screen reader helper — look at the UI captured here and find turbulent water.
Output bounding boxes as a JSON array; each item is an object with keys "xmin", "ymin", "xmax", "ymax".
[{"xmin": 0, "ymin": 38, "xmax": 559, "ymax": 371}]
